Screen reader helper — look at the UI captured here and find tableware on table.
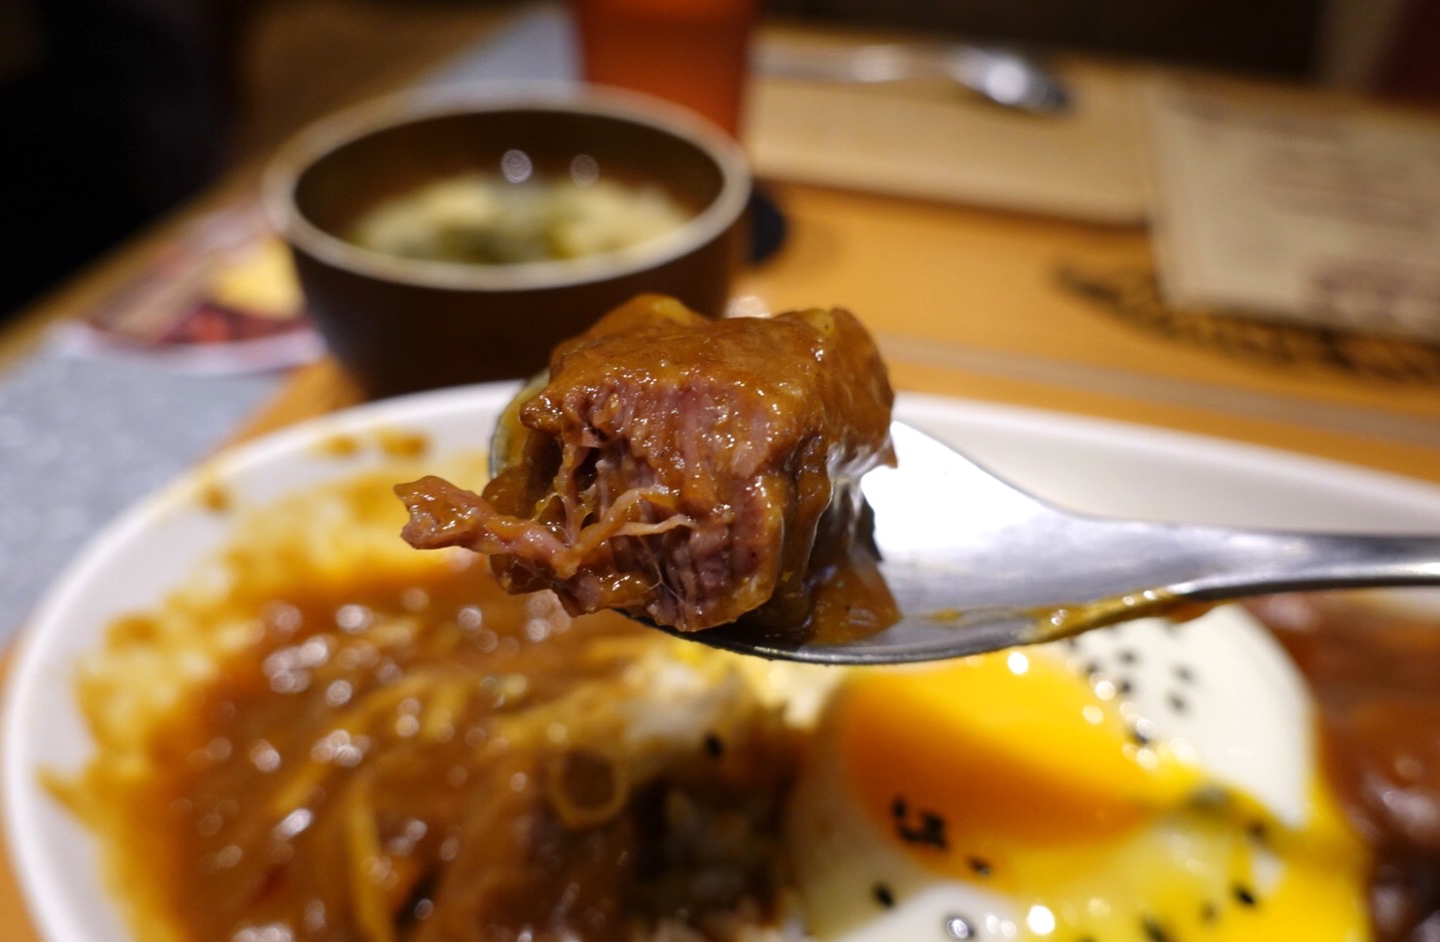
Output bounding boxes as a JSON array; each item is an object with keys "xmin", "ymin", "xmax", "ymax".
[
  {"xmin": 10, "ymin": 385, "xmax": 1440, "ymax": 942},
  {"xmin": 263, "ymin": 85, "xmax": 751, "ymax": 398},
  {"xmin": 571, "ymin": 0, "xmax": 760, "ymax": 137},
  {"xmin": 676, "ymin": 422, "xmax": 1440, "ymax": 665},
  {"xmin": 754, "ymin": 40, "xmax": 1072, "ymax": 116},
  {"xmin": 744, "ymin": 53, "xmax": 1145, "ymax": 224}
]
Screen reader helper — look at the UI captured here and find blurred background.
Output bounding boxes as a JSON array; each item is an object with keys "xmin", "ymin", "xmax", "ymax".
[{"xmin": 1, "ymin": 0, "xmax": 1437, "ymax": 322}]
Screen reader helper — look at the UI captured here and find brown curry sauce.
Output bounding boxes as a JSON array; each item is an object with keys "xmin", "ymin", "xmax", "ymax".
[
  {"xmin": 1248, "ymin": 593, "xmax": 1440, "ymax": 942},
  {"xmin": 74, "ymin": 538, "xmax": 796, "ymax": 942}
]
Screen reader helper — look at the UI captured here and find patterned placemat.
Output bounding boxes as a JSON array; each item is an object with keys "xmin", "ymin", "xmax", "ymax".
[{"xmin": 1061, "ymin": 264, "xmax": 1440, "ymax": 386}]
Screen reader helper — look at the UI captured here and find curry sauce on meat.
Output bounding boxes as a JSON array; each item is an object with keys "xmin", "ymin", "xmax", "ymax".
[{"xmin": 396, "ymin": 295, "xmax": 897, "ymax": 639}]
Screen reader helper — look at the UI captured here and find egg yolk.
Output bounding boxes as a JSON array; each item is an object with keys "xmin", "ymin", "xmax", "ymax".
[{"xmin": 831, "ymin": 648, "xmax": 1372, "ymax": 941}]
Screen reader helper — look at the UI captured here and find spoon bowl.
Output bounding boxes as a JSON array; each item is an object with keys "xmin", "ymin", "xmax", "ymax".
[
  {"xmin": 662, "ymin": 422, "xmax": 1440, "ymax": 664},
  {"xmin": 754, "ymin": 40, "xmax": 1072, "ymax": 115}
]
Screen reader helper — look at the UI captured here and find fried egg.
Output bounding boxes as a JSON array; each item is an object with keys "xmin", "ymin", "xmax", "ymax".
[{"xmin": 786, "ymin": 605, "xmax": 1372, "ymax": 942}]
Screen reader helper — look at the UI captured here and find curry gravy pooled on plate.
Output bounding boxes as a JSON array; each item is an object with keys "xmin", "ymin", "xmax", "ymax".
[{"xmin": 55, "ymin": 457, "xmax": 800, "ymax": 942}]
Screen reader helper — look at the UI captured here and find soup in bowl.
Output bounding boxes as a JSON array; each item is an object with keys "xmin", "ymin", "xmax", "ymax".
[{"xmin": 263, "ymin": 85, "xmax": 751, "ymax": 398}]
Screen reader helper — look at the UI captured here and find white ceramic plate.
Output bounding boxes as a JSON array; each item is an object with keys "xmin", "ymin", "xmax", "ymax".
[{"xmin": 8, "ymin": 383, "xmax": 1440, "ymax": 942}]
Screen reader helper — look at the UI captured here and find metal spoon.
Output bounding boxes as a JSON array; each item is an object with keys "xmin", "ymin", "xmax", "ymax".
[
  {"xmin": 664, "ymin": 422, "xmax": 1440, "ymax": 665},
  {"xmin": 753, "ymin": 40, "xmax": 1071, "ymax": 115}
]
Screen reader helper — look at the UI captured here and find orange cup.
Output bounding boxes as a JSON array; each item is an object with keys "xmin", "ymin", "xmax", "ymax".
[{"xmin": 572, "ymin": 0, "xmax": 760, "ymax": 138}]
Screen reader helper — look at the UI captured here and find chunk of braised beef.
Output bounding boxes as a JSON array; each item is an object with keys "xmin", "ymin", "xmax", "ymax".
[{"xmin": 397, "ymin": 294, "xmax": 895, "ymax": 634}]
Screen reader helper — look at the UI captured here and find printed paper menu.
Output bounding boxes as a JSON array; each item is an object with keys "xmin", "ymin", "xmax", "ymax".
[{"xmin": 1145, "ymin": 79, "xmax": 1440, "ymax": 341}]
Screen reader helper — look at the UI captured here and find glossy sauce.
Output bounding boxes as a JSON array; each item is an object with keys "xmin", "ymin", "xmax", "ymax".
[
  {"xmin": 1250, "ymin": 593, "xmax": 1440, "ymax": 942},
  {"xmin": 398, "ymin": 296, "xmax": 898, "ymax": 638},
  {"xmin": 69, "ymin": 473, "xmax": 795, "ymax": 942}
]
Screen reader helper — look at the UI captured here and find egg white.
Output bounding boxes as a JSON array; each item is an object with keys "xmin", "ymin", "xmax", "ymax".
[{"xmin": 1056, "ymin": 605, "xmax": 1312, "ymax": 828}]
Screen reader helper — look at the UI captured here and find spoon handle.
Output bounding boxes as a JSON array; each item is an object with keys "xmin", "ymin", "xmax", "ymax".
[{"xmin": 1171, "ymin": 528, "xmax": 1440, "ymax": 600}]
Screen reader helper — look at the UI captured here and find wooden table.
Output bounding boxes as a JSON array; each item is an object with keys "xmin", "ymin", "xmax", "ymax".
[{"xmin": 5, "ymin": 14, "xmax": 1440, "ymax": 942}]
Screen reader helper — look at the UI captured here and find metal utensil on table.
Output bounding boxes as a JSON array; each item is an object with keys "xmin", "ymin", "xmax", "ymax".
[
  {"xmin": 668, "ymin": 422, "xmax": 1440, "ymax": 665},
  {"xmin": 753, "ymin": 40, "xmax": 1072, "ymax": 115}
]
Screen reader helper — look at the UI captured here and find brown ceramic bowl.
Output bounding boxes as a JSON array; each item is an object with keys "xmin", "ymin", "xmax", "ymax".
[{"xmin": 263, "ymin": 85, "xmax": 751, "ymax": 398}]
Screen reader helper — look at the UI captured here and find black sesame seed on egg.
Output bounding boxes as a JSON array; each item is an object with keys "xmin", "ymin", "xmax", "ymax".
[
  {"xmin": 1188, "ymin": 784, "xmax": 1233, "ymax": 812},
  {"xmin": 1233, "ymin": 884, "xmax": 1258, "ymax": 908},
  {"xmin": 1141, "ymin": 915, "xmax": 1172, "ymax": 942},
  {"xmin": 892, "ymin": 800, "xmax": 950, "ymax": 849}
]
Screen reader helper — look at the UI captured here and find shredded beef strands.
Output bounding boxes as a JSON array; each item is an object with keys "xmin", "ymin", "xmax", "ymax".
[{"xmin": 397, "ymin": 294, "xmax": 897, "ymax": 640}]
